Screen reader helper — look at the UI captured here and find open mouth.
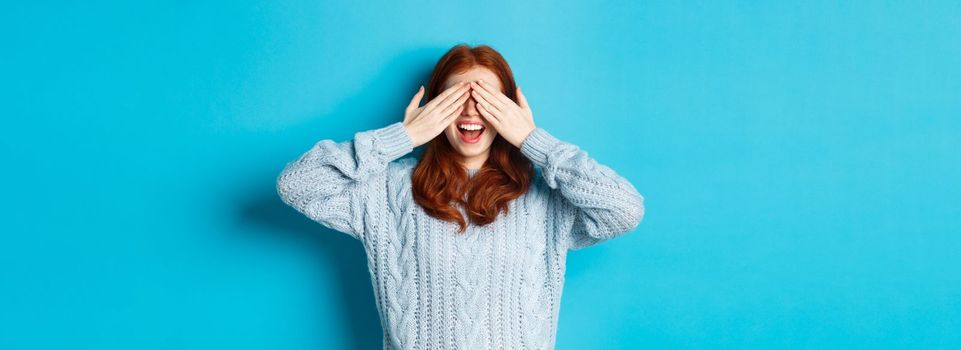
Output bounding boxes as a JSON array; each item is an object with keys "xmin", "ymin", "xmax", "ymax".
[{"xmin": 457, "ymin": 123, "xmax": 485, "ymax": 144}]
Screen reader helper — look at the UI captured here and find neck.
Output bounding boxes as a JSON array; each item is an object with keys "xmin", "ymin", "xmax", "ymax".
[{"xmin": 461, "ymin": 151, "xmax": 489, "ymax": 170}]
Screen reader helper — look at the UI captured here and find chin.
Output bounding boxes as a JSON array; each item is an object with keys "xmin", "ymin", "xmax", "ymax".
[{"xmin": 455, "ymin": 146, "xmax": 490, "ymax": 158}]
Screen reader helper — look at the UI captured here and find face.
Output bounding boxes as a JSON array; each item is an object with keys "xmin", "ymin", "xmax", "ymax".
[{"xmin": 441, "ymin": 66, "xmax": 502, "ymax": 167}]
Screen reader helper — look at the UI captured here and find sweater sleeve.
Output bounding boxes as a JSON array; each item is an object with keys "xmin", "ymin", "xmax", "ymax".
[
  {"xmin": 520, "ymin": 127, "xmax": 645, "ymax": 251},
  {"xmin": 276, "ymin": 121, "xmax": 414, "ymax": 242}
]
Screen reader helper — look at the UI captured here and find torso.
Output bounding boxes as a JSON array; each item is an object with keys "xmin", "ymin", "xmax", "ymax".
[{"xmin": 363, "ymin": 157, "xmax": 572, "ymax": 349}]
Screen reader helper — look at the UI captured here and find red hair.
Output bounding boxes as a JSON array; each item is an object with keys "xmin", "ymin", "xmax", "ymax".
[{"xmin": 412, "ymin": 44, "xmax": 534, "ymax": 233}]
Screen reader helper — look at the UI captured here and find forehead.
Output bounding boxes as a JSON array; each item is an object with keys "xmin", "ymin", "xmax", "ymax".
[{"xmin": 443, "ymin": 66, "xmax": 502, "ymax": 89}]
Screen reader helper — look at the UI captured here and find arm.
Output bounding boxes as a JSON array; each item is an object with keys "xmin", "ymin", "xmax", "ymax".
[
  {"xmin": 276, "ymin": 121, "xmax": 414, "ymax": 241},
  {"xmin": 520, "ymin": 127, "xmax": 645, "ymax": 250}
]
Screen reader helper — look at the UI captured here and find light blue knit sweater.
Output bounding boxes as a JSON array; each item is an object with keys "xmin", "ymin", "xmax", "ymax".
[{"xmin": 276, "ymin": 121, "xmax": 645, "ymax": 350}]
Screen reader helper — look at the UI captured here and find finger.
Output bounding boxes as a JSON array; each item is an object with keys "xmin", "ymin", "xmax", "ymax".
[
  {"xmin": 437, "ymin": 104, "xmax": 463, "ymax": 133},
  {"xmin": 476, "ymin": 98, "xmax": 501, "ymax": 125},
  {"xmin": 423, "ymin": 86, "xmax": 467, "ymax": 118},
  {"xmin": 437, "ymin": 83, "xmax": 471, "ymax": 110},
  {"xmin": 516, "ymin": 86, "xmax": 529, "ymax": 110},
  {"xmin": 477, "ymin": 104, "xmax": 501, "ymax": 133},
  {"xmin": 470, "ymin": 83, "xmax": 503, "ymax": 111},
  {"xmin": 443, "ymin": 104, "xmax": 464, "ymax": 124},
  {"xmin": 471, "ymin": 90, "xmax": 500, "ymax": 116},
  {"xmin": 438, "ymin": 91, "xmax": 470, "ymax": 117},
  {"xmin": 407, "ymin": 85, "xmax": 425, "ymax": 111},
  {"xmin": 423, "ymin": 82, "xmax": 467, "ymax": 114},
  {"xmin": 476, "ymin": 80, "xmax": 514, "ymax": 107}
]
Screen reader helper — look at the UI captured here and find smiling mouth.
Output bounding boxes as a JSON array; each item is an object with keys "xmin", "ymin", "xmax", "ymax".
[{"xmin": 457, "ymin": 123, "xmax": 485, "ymax": 143}]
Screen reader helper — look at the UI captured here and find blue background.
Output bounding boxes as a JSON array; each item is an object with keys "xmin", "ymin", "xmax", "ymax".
[{"xmin": 3, "ymin": 1, "xmax": 960, "ymax": 349}]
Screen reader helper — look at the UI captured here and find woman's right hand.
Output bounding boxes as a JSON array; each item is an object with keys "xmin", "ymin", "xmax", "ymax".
[{"xmin": 403, "ymin": 81, "xmax": 471, "ymax": 147}]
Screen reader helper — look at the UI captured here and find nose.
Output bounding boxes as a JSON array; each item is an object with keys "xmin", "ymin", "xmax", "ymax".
[{"xmin": 463, "ymin": 95, "xmax": 480, "ymax": 116}]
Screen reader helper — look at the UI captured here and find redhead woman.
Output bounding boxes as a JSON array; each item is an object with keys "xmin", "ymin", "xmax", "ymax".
[{"xmin": 276, "ymin": 44, "xmax": 645, "ymax": 350}]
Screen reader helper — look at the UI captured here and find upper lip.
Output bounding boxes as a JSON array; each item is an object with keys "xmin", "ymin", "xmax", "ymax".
[{"xmin": 457, "ymin": 120, "xmax": 485, "ymax": 127}]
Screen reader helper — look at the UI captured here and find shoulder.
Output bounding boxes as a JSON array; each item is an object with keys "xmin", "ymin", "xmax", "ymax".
[
  {"xmin": 526, "ymin": 165, "xmax": 559, "ymax": 205},
  {"xmin": 386, "ymin": 156, "xmax": 418, "ymax": 180},
  {"xmin": 528, "ymin": 164, "xmax": 576, "ymax": 218},
  {"xmin": 383, "ymin": 156, "xmax": 418, "ymax": 219},
  {"xmin": 385, "ymin": 156, "xmax": 418, "ymax": 196},
  {"xmin": 528, "ymin": 165, "xmax": 551, "ymax": 195}
]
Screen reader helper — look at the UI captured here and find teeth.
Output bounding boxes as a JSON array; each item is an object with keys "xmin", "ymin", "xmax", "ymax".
[{"xmin": 458, "ymin": 124, "xmax": 484, "ymax": 131}]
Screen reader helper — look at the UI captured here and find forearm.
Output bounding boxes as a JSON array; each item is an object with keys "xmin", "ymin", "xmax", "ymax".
[
  {"xmin": 276, "ymin": 121, "xmax": 413, "ymax": 238},
  {"xmin": 520, "ymin": 127, "xmax": 645, "ymax": 239}
]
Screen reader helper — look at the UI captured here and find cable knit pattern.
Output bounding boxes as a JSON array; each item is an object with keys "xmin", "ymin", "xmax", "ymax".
[{"xmin": 276, "ymin": 121, "xmax": 645, "ymax": 350}]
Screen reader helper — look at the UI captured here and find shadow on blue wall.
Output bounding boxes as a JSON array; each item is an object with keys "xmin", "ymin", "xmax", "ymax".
[{"xmin": 236, "ymin": 47, "xmax": 445, "ymax": 348}]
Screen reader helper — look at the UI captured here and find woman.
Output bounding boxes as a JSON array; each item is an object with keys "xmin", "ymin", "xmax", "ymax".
[{"xmin": 276, "ymin": 44, "xmax": 645, "ymax": 350}]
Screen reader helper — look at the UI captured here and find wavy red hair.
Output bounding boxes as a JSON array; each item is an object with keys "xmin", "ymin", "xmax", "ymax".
[{"xmin": 412, "ymin": 44, "xmax": 534, "ymax": 233}]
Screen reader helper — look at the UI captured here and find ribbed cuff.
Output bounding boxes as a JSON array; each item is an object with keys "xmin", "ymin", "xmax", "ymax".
[
  {"xmin": 520, "ymin": 127, "xmax": 562, "ymax": 167},
  {"xmin": 372, "ymin": 121, "xmax": 414, "ymax": 162}
]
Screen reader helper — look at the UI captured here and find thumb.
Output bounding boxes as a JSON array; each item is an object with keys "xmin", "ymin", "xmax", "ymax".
[
  {"xmin": 516, "ymin": 86, "xmax": 529, "ymax": 109},
  {"xmin": 407, "ymin": 85, "xmax": 425, "ymax": 111}
]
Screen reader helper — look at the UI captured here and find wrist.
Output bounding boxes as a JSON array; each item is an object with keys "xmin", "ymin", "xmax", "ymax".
[
  {"xmin": 519, "ymin": 127, "xmax": 560, "ymax": 167},
  {"xmin": 512, "ymin": 126, "xmax": 536, "ymax": 148},
  {"xmin": 373, "ymin": 121, "xmax": 415, "ymax": 161},
  {"xmin": 402, "ymin": 124, "xmax": 423, "ymax": 148}
]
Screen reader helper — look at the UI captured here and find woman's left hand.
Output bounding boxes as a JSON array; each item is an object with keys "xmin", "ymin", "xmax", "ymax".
[{"xmin": 470, "ymin": 80, "xmax": 536, "ymax": 148}]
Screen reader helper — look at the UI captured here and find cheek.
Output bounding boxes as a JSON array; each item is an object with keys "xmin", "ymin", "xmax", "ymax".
[{"xmin": 443, "ymin": 125, "xmax": 458, "ymax": 141}]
